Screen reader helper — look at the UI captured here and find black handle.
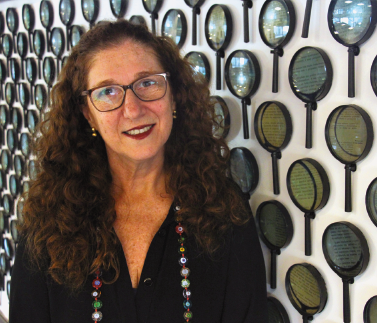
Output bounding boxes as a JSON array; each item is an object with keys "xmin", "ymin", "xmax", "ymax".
[
  {"xmin": 21, "ymin": 59, "xmax": 25, "ymax": 80},
  {"xmin": 343, "ymin": 278, "xmax": 354, "ymax": 323},
  {"xmin": 270, "ymin": 249, "xmax": 280, "ymax": 289},
  {"xmin": 271, "ymin": 151, "xmax": 282, "ymax": 195},
  {"xmin": 348, "ymin": 46, "xmax": 359, "ymax": 98},
  {"xmin": 272, "ymin": 48, "xmax": 283, "ymax": 93},
  {"xmin": 15, "ymin": 83, "xmax": 19, "ymax": 102},
  {"xmin": 304, "ymin": 212, "xmax": 315, "ymax": 256},
  {"xmin": 241, "ymin": 98, "xmax": 251, "ymax": 139},
  {"xmin": 13, "ymin": 34, "xmax": 17, "ymax": 54},
  {"xmin": 7, "ymin": 58, "xmax": 9, "ymax": 78},
  {"xmin": 305, "ymin": 102, "xmax": 317, "ymax": 149},
  {"xmin": 66, "ymin": 25, "xmax": 70, "ymax": 51},
  {"xmin": 29, "ymin": 31, "xmax": 34, "ymax": 53},
  {"xmin": 242, "ymin": 1, "xmax": 252, "ymax": 43},
  {"xmin": 56, "ymin": 58, "xmax": 60, "ymax": 76},
  {"xmin": 345, "ymin": 164, "xmax": 356, "ymax": 212},
  {"xmin": 301, "ymin": 0, "xmax": 313, "ymax": 38},
  {"xmin": 30, "ymin": 84, "xmax": 34, "ymax": 105},
  {"xmin": 151, "ymin": 13, "xmax": 158, "ymax": 36},
  {"xmin": 47, "ymin": 29, "xmax": 51, "ymax": 52},
  {"xmin": 0, "ymin": 84, "xmax": 3, "ymax": 101},
  {"xmin": 38, "ymin": 59, "xmax": 41, "ymax": 79},
  {"xmin": 192, "ymin": 8, "xmax": 200, "ymax": 45},
  {"xmin": 216, "ymin": 50, "xmax": 224, "ymax": 90}
]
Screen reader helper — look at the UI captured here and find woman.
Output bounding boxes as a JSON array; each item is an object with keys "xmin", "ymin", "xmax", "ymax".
[{"xmin": 10, "ymin": 20, "xmax": 267, "ymax": 323}]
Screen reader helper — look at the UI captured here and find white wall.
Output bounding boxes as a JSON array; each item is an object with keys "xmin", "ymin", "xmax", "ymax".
[{"xmin": 1, "ymin": 0, "xmax": 377, "ymax": 321}]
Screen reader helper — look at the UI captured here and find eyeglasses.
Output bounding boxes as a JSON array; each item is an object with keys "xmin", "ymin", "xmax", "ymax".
[{"xmin": 81, "ymin": 72, "xmax": 170, "ymax": 112}]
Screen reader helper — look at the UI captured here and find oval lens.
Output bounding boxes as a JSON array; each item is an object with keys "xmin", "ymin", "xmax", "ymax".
[
  {"xmin": 20, "ymin": 133, "xmax": 30, "ymax": 157},
  {"xmin": 7, "ymin": 9, "xmax": 15, "ymax": 32},
  {"xmin": 19, "ymin": 83, "xmax": 28, "ymax": 108},
  {"xmin": 0, "ymin": 105, "xmax": 8, "ymax": 128},
  {"xmin": 2, "ymin": 34, "xmax": 11, "ymax": 57},
  {"xmin": 17, "ymin": 33, "xmax": 26, "ymax": 56},
  {"xmin": 60, "ymin": 0, "xmax": 72, "ymax": 24},
  {"xmin": 111, "ymin": 0, "xmax": 122, "ymax": 16},
  {"xmin": 364, "ymin": 296, "xmax": 377, "ymax": 323},
  {"xmin": 9, "ymin": 175, "xmax": 18, "ymax": 197},
  {"xmin": 33, "ymin": 30, "xmax": 44, "ymax": 56},
  {"xmin": 40, "ymin": 1, "xmax": 51, "ymax": 27},
  {"xmin": 143, "ymin": 0, "xmax": 158, "ymax": 12},
  {"xmin": 29, "ymin": 160, "xmax": 37, "ymax": 181},
  {"xmin": 82, "ymin": 0, "xmax": 95, "ymax": 20},
  {"xmin": 210, "ymin": 96, "xmax": 229, "ymax": 139},
  {"xmin": 35, "ymin": 84, "xmax": 47, "ymax": 110},
  {"xmin": 206, "ymin": 5, "xmax": 227, "ymax": 50},
  {"xmin": 227, "ymin": 51, "xmax": 255, "ymax": 97},
  {"xmin": 186, "ymin": 52, "xmax": 210, "ymax": 82},
  {"xmin": 261, "ymin": 0, "xmax": 290, "ymax": 47},
  {"xmin": 6, "ymin": 129, "xmax": 16, "ymax": 152},
  {"xmin": 22, "ymin": 5, "xmax": 32, "ymax": 30},
  {"xmin": 27, "ymin": 111, "xmax": 38, "ymax": 133},
  {"xmin": 5, "ymin": 83, "xmax": 14, "ymax": 106},
  {"xmin": 331, "ymin": 0, "xmax": 372, "ymax": 44},
  {"xmin": 162, "ymin": 10, "xmax": 186, "ymax": 47},
  {"xmin": 14, "ymin": 155, "xmax": 23, "ymax": 178},
  {"xmin": 70, "ymin": 25, "xmax": 83, "ymax": 47},
  {"xmin": 51, "ymin": 28, "xmax": 63, "ymax": 56}
]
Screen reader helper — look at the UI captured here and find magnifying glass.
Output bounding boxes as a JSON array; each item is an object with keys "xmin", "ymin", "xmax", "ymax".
[
  {"xmin": 110, "ymin": 0, "xmax": 127, "ymax": 19},
  {"xmin": 0, "ymin": 254, "xmax": 9, "ymax": 276},
  {"xmin": 0, "ymin": 105, "xmax": 8, "ymax": 130},
  {"xmin": 10, "ymin": 58, "xmax": 20, "ymax": 102},
  {"xmin": 19, "ymin": 83, "xmax": 29, "ymax": 111},
  {"xmin": 142, "ymin": 0, "xmax": 163, "ymax": 36},
  {"xmin": 370, "ymin": 54, "xmax": 377, "ymax": 97},
  {"xmin": 254, "ymin": 101, "xmax": 292, "ymax": 194},
  {"xmin": 40, "ymin": 0, "xmax": 54, "ymax": 52},
  {"xmin": 2, "ymin": 194, "xmax": 13, "ymax": 216},
  {"xmin": 6, "ymin": 129, "xmax": 17, "ymax": 153},
  {"xmin": 0, "ymin": 13, "xmax": 4, "ymax": 43},
  {"xmin": 43, "ymin": 56, "xmax": 56, "ymax": 100},
  {"xmin": 225, "ymin": 50, "xmax": 261, "ymax": 139},
  {"xmin": 6, "ymin": 8, "xmax": 18, "ymax": 55},
  {"xmin": 17, "ymin": 197, "xmax": 25, "ymax": 222},
  {"xmin": 12, "ymin": 107, "xmax": 22, "ymax": 133},
  {"xmin": 35, "ymin": 84, "xmax": 47, "ymax": 111},
  {"xmin": 322, "ymin": 221, "xmax": 369, "ymax": 323},
  {"xmin": 22, "ymin": 4, "xmax": 35, "ymax": 53},
  {"xmin": 81, "ymin": 0, "xmax": 99, "ymax": 29},
  {"xmin": 229, "ymin": 147, "xmax": 259, "ymax": 198},
  {"xmin": 185, "ymin": 51, "xmax": 211, "ymax": 83},
  {"xmin": 366, "ymin": 178, "xmax": 377, "ymax": 227},
  {"xmin": 69, "ymin": 25, "xmax": 84, "ymax": 49},
  {"xmin": 0, "ymin": 150, "xmax": 11, "ymax": 174},
  {"xmin": 50, "ymin": 27, "xmax": 65, "ymax": 75},
  {"xmin": 20, "ymin": 133, "xmax": 31, "ymax": 158},
  {"xmin": 59, "ymin": 0, "xmax": 75, "ymax": 51},
  {"xmin": 4, "ymin": 238, "xmax": 14, "ymax": 259},
  {"xmin": 328, "ymin": 0, "xmax": 377, "ymax": 98},
  {"xmin": 256, "ymin": 200, "xmax": 293, "ymax": 289},
  {"xmin": 5, "ymin": 82, "xmax": 16, "ymax": 108},
  {"xmin": 364, "ymin": 296, "xmax": 377, "ymax": 323},
  {"xmin": 161, "ymin": 9, "xmax": 187, "ymax": 48},
  {"xmin": 28, "ymin": 160, "xmax": 37, "ymax": 181},
  {"xmin": 267, "ymin": 296, "xmax": 290, "ymax": 323},
  {"xmin": 289, "ymin": 46, "xmax": 333, "ymax": 148},
  {"xmin": 325, "ymin": 105, "xmax": 373, "ymax": 212},
  {"xmin": 17, "ymin": 32, "xmax": 28, "ymax": 80},
  {"xmin": 184, "ymin": 0, "xmax": 205, "ymax": 45},
  {"xmin": 210, "ymin": 95, "xmax": 230, "ymax": 139},
  {"xmin": 301, "ymin": 0, "xmax": 313, "ymax": 38},
  {"xmin": 287, "ymin": 158, "xmax": 330, "ymax": 256},
  {"xmin": 2, "ymin": 34, "xmax": 13, "ymax": 77},
  {"xmin": 205, "ymin": 4, "xmax": 233, "ymax": 91},
  {"xmin": 26, "ymin": 58, "xmax": 37, "ymax": 105},
  {"xmin": 259, "ymin": 0, "xmax": 295, "ymax": 93},
  {"xmin": 285, "ymin": 263, "xmax": 328, "ymax": 323},
  {"xmin": 27, "ymin": 110, "xmax": 39, "ymax": 134},
  {"xmin": 10, "ymin": 220, "xmax": 18, "ymax": 244},
  {"xmin": 14, "ymin": 155, "xmax": 24, "ymax": 178},
  {"xmin": 129, "ymin": 15, "xmax": 147, "ymax": 26},
  {"xmin": 33, "ymin": 30, "xmax": 45, "ymax": 79},
  {"xmin": 0, "ymin": 60, "xmax": 6, "ymax": 100},
  {"xmin": 9, "ymin": 175, "xmax": 20, "ymax": 198}
]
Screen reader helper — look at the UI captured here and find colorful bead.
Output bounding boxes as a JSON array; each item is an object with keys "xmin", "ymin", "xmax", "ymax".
[
  {"xmin": 179, "ymin": 246, "xmax": 186, "ymax": 254},
  {"xmin": 174, "ymin": 205, "xmax": 181, "ymax": 211},
  {"xmin": 92, "ymin": 299, "xmax": 103, "ymax": 309},
  {"xmin": 92, "ymin": 278, "xmax": 102, "ymax": 288},
  {"xmin": 94, "ymin": 269, "xmax": 102, "ymax": 277},
  {"xmin": 181, "ymin": 279, "xmax": 190, "ymax": 288},
  {"xmin": 183, "ymin": 300, "xmax": 192, "ymax": 309},
  {"xmin": 183, "ymin": 311, "xmax": 193, "ymax": 320},
  {"xmin": 183, "ymin": 289, "xmax": 191, "ymax": 299},
  {"xmin": 91, "ymin": 290, "xmax": 101, "ymax": 298},
  {"xmin": 92, "ymin": 311, "xmax": 103, "ymax": 321},
  {"xmin": 180, "ymin": 267, "xmax": 190, "ymax": 277},
  {"xmin": 179, "ymin": 257, "xmax": 188, "ymax": 266},
  {"xmin": 178, "ymin": 236, "xmax": 186, "ymax": 243},
  {"xmin": 175, "ymin": 225, "xmax": 184, "ymax": 234}
]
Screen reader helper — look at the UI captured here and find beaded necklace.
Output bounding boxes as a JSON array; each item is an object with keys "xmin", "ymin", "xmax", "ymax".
[{"xmin": 90, "ymin": 205, "xmax": 193, "ymax": 322}]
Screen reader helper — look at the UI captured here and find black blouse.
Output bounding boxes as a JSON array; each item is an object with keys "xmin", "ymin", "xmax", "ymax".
[{"xmin": 9, "ymin": 204, "xmax": 267, "ymax": 323}]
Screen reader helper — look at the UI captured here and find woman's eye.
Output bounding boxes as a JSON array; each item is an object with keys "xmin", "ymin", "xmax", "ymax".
[
  {"xmin": 101, "ymin": 87, "xmax": 116, "ymax": 96},
  {"xmin": 139, "ymin": 79, "xmax": 156, "ymax": 88}
]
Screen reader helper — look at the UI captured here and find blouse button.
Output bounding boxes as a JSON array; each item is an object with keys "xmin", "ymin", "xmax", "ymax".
[
  {"xmin": 175, "ymin": 225, "xmax": 184, "ymax": 234},
  {"xmin": 144, "ymin": 278, "xmax": 153, "ymax": 286},
  {"xmin": 92, "ymin": 311, "xmax": 103, "ymax": 321},
  {"xmin": 183, "ymin": 311, "xmax": 193, "ymax": 320},
  {"xmin": 181, "ymin": 279, "xmax": 190, "ymax": 288},
  {"xmin": 180, "ymin": 267, "xmax": 190, "ymax": 277},
  {"xmin": 183, "ymin": 300, "xmax": 192, "ymax": 309},
  {"xmin": 179, "ymin": 257, "xmax": 188, "ymax": 266},
  {"xmin": 92, "ymin": 300, "xmax": 103, "ymax": 309},
  {"xmin": 92, "ymin": 278, "xmax": 102, "ymax": 289}
]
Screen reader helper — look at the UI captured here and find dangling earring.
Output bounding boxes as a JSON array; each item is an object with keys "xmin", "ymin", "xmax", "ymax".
[
  {"xmin": 92, "ymin": 127, "xmax": 97, "ymax": 137},
  {"xmin": 173, "ymin": 111, "xmax": 177, "ymax": 119}
]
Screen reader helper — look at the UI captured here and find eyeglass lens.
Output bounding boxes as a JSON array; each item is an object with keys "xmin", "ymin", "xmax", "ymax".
[{"xmin": 91, "ymin": 74, "xmax": 167, "ymax": 111}]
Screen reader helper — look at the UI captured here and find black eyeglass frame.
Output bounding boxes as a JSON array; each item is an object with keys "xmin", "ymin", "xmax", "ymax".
[{"xmin": 81, "ymin": 72, "xmax": 170, "ymax": 112}]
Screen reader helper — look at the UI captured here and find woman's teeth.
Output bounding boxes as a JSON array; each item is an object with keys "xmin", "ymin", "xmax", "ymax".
[{"xmin": 125, "ymin": 125, "xmax": 152, "ymax": 135}]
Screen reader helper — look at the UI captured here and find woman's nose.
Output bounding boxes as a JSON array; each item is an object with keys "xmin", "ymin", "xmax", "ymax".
[{"xmin": 121, "ymin": 89, "xmax": 145, "ymax": 119}]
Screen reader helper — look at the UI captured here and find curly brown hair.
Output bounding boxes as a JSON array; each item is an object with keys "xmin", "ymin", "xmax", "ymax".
[{"xmin": 20, "ymin": 19, "xmax": 249, "ymax": 289}]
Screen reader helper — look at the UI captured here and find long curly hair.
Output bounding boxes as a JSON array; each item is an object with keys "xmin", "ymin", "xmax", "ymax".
[{"xmin": 20, "ymin": 19, "xmax": 249, "ymax": 289}]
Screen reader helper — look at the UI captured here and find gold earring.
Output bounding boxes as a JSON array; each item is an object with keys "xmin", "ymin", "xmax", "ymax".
[
  {"xmin": 92, "ymin": 127, "xmax": 97, "ymax": 137},
  {"xmin": 173, "ymin": 111, "xmax": 177, "ymax": 119}
]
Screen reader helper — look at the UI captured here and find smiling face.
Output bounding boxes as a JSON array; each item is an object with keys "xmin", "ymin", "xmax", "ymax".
[{"xmin": 82, "ymin": 40, "xmax": 176, "ymax": 168}]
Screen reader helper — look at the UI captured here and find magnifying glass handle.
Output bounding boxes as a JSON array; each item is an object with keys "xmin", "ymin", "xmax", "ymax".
[
  {"xmin": 305, "ymin": 102, "xmax": 317, "ymax": 149},
  {"xmin": 348, "ymin": 46, "xmax": 360, "ymax": 98},
  {"xmin": 151, "ymin": 13, "xmax": 158, "ymax": 36},
  {"xmin": 29, "ymin": 32, "xmax": 34, "ymax": 54},
  {"xmin": 56, "ymin": 58, "xmax": 60, "ymax": 76},
  {"xmin": 192, "ymin": 8, "xmax": 199, "ymax": 45},
  {"xmin": 7, "ymin": 59, "xmax": 9, "ymax": 78},
  {"xmin": 66, "ymin": 25, "xmax": 70, "ymax": 51},
  {"xmin": 242, "ymin": 1, "xmax": 252, "ymax": 43},
  {"xmin": 270, "ymin": 249, "xmax": 280, "ymax": 289},
  {"xmin": 38, "ymin": 59, "xmax": 41, "ymax": 79},
  {"xmin": 345, "ymin": 164, "xmax": 357, "ymax": 212},
  {"xmin": 216, "ymin": 51, "xmax": 224, "ymax": 90},
  {"xmin": 342, "ymin": 278, "xmax": 354, "ymax": 323},
  {"xmin": 47, "ymin": 30, "xmax": 51, "ymax": 52},
  {"xmin": 241, "ymin": 98, "xmax": 251, "ymax": 139},
  {"xmin": 21, "ymin": 60, "xmax": 25, "ymax": 80},
  {"xmin": 304, "ymin": 212, "xmax": 315, "ymax": 256},
  {"xmin": 30, "ymin": 84, "xmax": 34, "ymax": 105},
  {"xmin": 272, "ymin": 48, "xmax": 283, "ymax": 93},
  {"xmin": 271, "ymin": 151, "xmax": 281, "ymax": 195},
  {"xmin": 301, "ymin": 0, "xmax": 313, "ymax": 38},
  {"xmin": 1, "ymin": 84, "xmax": 3, "ymax": 101},
  {"xmin": 13, "ymin": 35, "xmax": 17, "ymax": 55}
]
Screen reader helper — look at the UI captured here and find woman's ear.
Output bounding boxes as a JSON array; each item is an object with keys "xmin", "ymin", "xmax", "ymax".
[{"xmin": 81, "ymin": 105, "xmax": 94, "ymax": 127}]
